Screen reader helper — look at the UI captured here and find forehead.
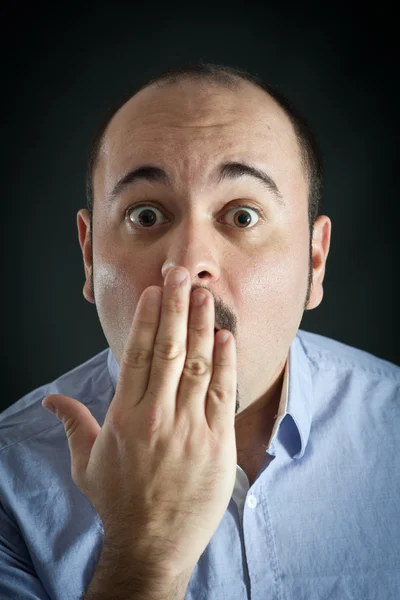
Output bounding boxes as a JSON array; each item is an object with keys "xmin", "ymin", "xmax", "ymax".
[{"xmin": 95, "ymin": 80, "xmax": 305, "ymax": 199}]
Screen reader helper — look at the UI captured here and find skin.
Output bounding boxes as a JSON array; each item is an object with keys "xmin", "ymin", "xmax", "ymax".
[{"xmin": 77, "ymin": 79, "xmax": 331, "ymax": 483}]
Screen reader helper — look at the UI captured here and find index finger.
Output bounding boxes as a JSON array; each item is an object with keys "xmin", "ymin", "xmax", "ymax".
[{"xmin": 110, "ymin": 286, "xmax": 163, "ymax": 419}]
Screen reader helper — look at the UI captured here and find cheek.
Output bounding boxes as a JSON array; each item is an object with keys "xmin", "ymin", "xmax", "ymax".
[
  {"xmin": 235, "ymin": 242, "xmax": 308, "ymax": 351},
  {"xmin": 93, "ymin": 244, "xmax": 149, "ymax": 308},
  {"xmin": 93, "ymin": 253, "xmax": 161, "ymax": 325},
  {"xmin": 93, "ymin": 261, "xmax": 125, "ymax": 306},
  {"xmin": 92, "ymin": 259, "xmax": 145, "ymax": 363},
  {"xmin": 233, "ymin": 244, "xmax": 308, "ymax": 389},
  {"xmin": 92, "ymin": 258, "xmax": 141, "ymax": 334},
  {"xmin": 238, "ymin": 241, "xmax": 308, "ymax": 309}
]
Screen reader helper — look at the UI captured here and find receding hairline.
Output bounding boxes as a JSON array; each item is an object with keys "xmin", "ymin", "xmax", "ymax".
[
  {"xmin": 86, "ymin": 64, "xmax": 324, "ymax": 234},
  {"xmin": 94, "ymin": 74, "xmax": 303, "ymax": 172}
]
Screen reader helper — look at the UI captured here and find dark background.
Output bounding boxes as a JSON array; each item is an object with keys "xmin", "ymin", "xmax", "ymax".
[{"xmin": 2, "ymin": 2, "xmax": 398, "ymax": 412}]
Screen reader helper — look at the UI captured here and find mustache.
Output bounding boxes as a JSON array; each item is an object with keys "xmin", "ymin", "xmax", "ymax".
[{"xmin": 190, "ymin": 284, "xmax": 237, "ymax": 337}]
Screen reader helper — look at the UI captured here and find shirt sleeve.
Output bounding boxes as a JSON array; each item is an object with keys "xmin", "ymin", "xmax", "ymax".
[{"xmin": 0, "ymin": 500, "xmax": 51, "ymax": 600}]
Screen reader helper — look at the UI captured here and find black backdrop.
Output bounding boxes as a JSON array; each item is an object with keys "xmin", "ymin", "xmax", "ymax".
[{"xmin": 2, "ymin": 2, "xmax": 398, "ymax": 412}]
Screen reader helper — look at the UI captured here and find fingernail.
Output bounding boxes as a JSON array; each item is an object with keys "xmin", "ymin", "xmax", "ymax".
[{"xmin": 166, "ymin": 268, "xmax": 187, "ymax": 286}]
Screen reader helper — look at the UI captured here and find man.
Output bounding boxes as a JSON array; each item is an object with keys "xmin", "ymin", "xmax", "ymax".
[{"xmin": 0, "ymin": 63, "xmax": 399, "ymax": 600}]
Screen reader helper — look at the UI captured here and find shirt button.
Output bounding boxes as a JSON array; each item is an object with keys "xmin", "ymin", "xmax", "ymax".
[{"xmin": 247, "ymin": 494, "xmax": 258, "ymax": 509}]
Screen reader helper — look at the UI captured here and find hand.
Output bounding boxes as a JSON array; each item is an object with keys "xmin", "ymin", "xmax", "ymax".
[{"xmin": 42, "ymin": 267, "xmax": 237, "ymax": 579}]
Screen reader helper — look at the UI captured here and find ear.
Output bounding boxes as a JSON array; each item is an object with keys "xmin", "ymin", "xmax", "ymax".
[
  {"xmin": 306, "ymin": 215, "xmax": 332, "ymax": 310},
  {"xmin": 77, "ymin": 209, "xmax": 95, "ymax": 304}
]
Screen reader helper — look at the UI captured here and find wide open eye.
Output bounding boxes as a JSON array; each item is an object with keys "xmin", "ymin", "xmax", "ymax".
[
  {"xmin": 126, "ymin": 204, "xmax": 262, "ymax": 230},
  {"xmin": 127, "ymin": 205, "xmax": 167, "ymax": 228},
  {"xmin": 224, "ymin": 206, "xmax": 261, "ymax": 228}
]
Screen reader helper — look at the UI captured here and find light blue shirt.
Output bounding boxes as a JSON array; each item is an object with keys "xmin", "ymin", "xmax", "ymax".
[{"xmin": 1, "ymin": 329, "xmax": 399, "ymax": 599}]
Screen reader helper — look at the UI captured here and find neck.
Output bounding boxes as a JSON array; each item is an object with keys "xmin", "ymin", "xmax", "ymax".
[{"xmin": 235, "ymin": 359, "xmax": 286, "ymax": 422}]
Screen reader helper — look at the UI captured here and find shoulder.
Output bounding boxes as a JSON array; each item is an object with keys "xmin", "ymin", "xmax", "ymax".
[
  {"xmin": 296, "ymin": 329, "xmax": 400, "ymax": 383},
  {"xmin": 294, "ymin": 330, "xmax": 399, "ymax": 445},
  {"xmin": 0, "ymin": 348, "xmax": 113, "ymax": 451}
]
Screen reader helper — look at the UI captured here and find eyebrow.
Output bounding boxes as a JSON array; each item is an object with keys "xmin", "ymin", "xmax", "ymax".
[{"xmin": 106, "ymin": 161, "xmax": 284, "ymax": 208}]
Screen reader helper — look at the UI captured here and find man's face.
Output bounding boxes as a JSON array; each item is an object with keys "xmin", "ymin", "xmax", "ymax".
[{"xmin": 78, "ymin": 80, "xmax": 331, "ymax": 418}]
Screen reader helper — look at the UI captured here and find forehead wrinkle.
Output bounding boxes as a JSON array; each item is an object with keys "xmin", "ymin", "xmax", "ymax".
[
  {"xmin": 105, "ymin": 118, "xmax": 278, "ymax": 171},
  {"xmin": 96, "ymin": 89, "xmax": 305, "ymax": 205},
  {"xmin": 99, "ymin": 138, "xmax": 294, "ymax": 210}
]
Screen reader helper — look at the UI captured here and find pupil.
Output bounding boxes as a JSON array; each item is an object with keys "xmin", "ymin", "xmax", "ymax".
[
  {"xmin": 136, "ymin": 208, "xmax": 251, "ymax": 228},
  {"xmin": 139, "ymin": 209, "xmax": 156, "ymax": 227},
  {"xmin": 236, "ymin": 211, "xmax": 251, "ymax": 226}
]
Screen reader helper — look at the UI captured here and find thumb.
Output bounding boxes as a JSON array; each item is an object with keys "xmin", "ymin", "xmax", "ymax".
[{"xmin": 42, "ymin": 395, "xmax": 101, "ymax": 483}]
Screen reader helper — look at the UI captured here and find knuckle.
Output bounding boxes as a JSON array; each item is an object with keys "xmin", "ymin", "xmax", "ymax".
[
  {"xmin": 183, "ymin": 355, "xmax": 211, "ymax": 378},
  {"xmin": 62, "ymin": 414, "xmax": 79, "ymax": 438},
  {"xmin": 188, "ymin": 320, "xmax": 207, "ymax": 335},
  {"xmin": 165, "ymin": 294, "xmax": 185, "ymax": 314},
  {"xmin": 123, "ymin": 346, "xmax": 153, "ymax": 369},
  {"xmin": 207, "ymin": 383, "xmax": 227, "ymax": 403},
  {"xmin": 153, "ymin": 337, "xmax": 186, "ymax": 362}
]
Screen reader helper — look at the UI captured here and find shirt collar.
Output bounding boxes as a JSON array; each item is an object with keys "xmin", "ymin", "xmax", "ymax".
[
  {"xmin": 107, "ymin": 331, "xmax": 313, "ymax": 460},
  {"xmin": 266, "ymin": 334, "xmax": 313, "ymax": 460}
]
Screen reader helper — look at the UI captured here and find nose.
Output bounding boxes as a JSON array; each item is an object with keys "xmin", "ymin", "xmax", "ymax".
[{"xmin": 162, "ymin": 264, "xmax": 213, "ymax": 287}]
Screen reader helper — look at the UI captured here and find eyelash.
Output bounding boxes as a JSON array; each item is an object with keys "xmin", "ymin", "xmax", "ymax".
[{"xmin": 125, "ymin": 203, "xmax": 265, "ymax": 231}]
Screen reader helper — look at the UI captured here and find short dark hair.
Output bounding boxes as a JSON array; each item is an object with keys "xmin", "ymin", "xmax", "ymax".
[{"xmin": 85, "ymin": 62, "xmax": 324, "ymax": 240}]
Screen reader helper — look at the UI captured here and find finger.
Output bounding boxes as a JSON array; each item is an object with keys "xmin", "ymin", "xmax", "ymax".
[
  {"xmin": 146, "ymin": 267, "xmax": 192, "ymax": 416},
  {"xmin": 110, "ymin": 285, "xmax": 163, "ymax": 420},
  {"xmin": 206, "ymin": 330, "xmax": 237, "ymax": 434},
  {"xmin": 176, "ymin": 288, "xmax": 215, "ymax": 422}
]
